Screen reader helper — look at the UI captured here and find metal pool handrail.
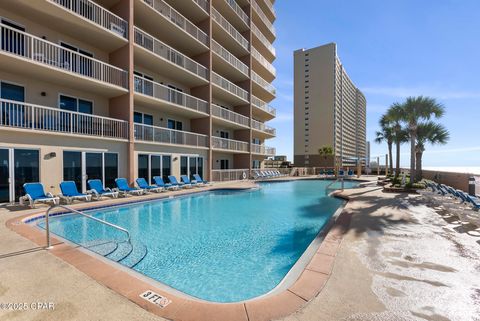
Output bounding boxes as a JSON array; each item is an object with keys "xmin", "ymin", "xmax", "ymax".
[{"xmin": 45, "ymin": 204, "xmax": 131, "ymax": 249}]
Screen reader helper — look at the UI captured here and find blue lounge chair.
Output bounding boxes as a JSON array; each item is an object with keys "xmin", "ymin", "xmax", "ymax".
[
  {"xmin": 193, "ymin": 174, "xmax": 209, "ymax": 185},
  {"xmin": 136, "ymin": 178, "xmax": 163, "ymax": 193},
  {"xmin": 152, "ymin": 176, "xmax": 177, "ymax": 191},
  {"xmin": 338, "ymin": 170, "xmax": 345, "ymax": 177},
  {"xmin": 59, "ymin": 181, "xmax": 92, "ymax": 204},
  {"xmin": 21, "ymin": 183, "xmax": 59, "ymax": 208},
  {"xmin": 348, "ymin": 170, "xmax": 354, "ymax": 176},
  {"xmin": 87, "ymin": 179, "xmax": 118, "ymax": 199},
  {"xmin": 181, "ymin": 175, "xmax": 199, "ymax": 187},
  {"xmin": 115, "ymin": 178, "xmax": 144, "ymax": 196},
  {"xmin": 168, "ymin": 175, "xmax": 190, "ymax": 188}
]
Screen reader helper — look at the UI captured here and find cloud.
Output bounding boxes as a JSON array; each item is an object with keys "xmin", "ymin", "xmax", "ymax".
[{"xmin": 362, "ymin": 86, "xmax": 480, "ymax": 100}]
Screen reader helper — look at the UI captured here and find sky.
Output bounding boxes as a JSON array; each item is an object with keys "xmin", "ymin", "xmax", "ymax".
[{"xmin": 269, "ymin": 0, "xmax": 480, "ymax": 168}]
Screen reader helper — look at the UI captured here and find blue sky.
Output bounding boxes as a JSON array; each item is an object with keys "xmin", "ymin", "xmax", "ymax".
[{"xmin": 269, "ymin": 0, "xmax": 480, "ymax": 167}]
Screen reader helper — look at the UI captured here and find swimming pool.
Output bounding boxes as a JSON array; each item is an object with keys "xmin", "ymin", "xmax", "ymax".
[{"xmin": 37, "ymin": 179, "xmax": 358, "ymax": 302}]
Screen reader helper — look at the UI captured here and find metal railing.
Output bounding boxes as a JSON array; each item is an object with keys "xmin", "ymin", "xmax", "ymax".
[
  {"xmin": 252, "ymin": 96, "xmax": 276, "ymax": 116},
  {"xmin": 194, "ymin": 0, "xmax": 209, "ymax": 12},
  {"xmin": 251, "ymin": 119, "xmax": 276, "ymax": 135},
  {"xmin": 225, "ymin": 0, "xmax": 249, "ymax": 26},
  {"xmin": 212, "ymin": 72, "xmax": 249, "ymax": 102},
  {"xmin": 211, "ymin": 8, "xmax": 249, "ymax": 51},
  {"xmin": 252, "ymin": 71, "xmax": 276, "ymax": 96},
  {"xmin": 212, "ymin": 136, "xmax": 249, "ymax": 152},
  {"xmin": 252, "ymin": 47, "xmax": 276, "ymax": 76},
  {"xmin": 211, "ymin": 168, "xmax": 249, "ymax": 181},
  {"xmin": 251, "ymin": 0, "xmax": 276, "ymax": 36},
  {"xmin": 252, "ymin": 23, "xmax": 275, "ymax": 56},
  {"xmin": 134, "ymin": 27, "xmax": 208, "ymax": 80},
  {"xmin": 260, "ymin": 0, "xmax": 276, "ymax": 17},
  {"xmin": 134, "ymin": 123, "xmax": 209, "ymax": 147},
  {"xmin": 50, "ymin": 0, "xmax": 128, "ymax": 38},
  {"xmin": 0, "ymin": 99, "xmax": 129, "ymax": 139},
  {"xmin": 251, "ymin": 143, "xmax": 276, "ymax": 156},
  {"xmin": 134, "ymin": 76, "xmax": 209, "ymax": 114},
  {"xmin": 45, "ymin": 205, "xmax": 131, "ymax": 248},
  {"xmin": 211, "ymin": 104, "xmax": 249, "ymax": 127},
  {"xmin": 212, "ymin": 39, "xmax": 249, "ymax": 76},
  {"xmin": 142, "ymin": 0, "xmax": 208, "ymax": 46},
  {"xmin": 0, "ymin": 24, "xmax": 128, "ymax": 88}
]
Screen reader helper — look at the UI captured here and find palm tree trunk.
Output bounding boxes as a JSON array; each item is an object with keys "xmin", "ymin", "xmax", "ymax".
[
  {"xmin": 410, "ymin": 128, "xmax": 416, "ymax": 183},
  {"xmin": 415, "ymin": 151, "xmax": 423, "ymax": 182},
  {"xmin": 395, "ymin": 140, "xmax": 401, "ymax": 179},
  {"xmin": 388, "ymin": 142, "xmax": 393, "ymax": 175}
]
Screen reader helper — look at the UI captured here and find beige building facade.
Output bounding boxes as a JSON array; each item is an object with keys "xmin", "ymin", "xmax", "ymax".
[
  {"xmin": 293, "ymin": 43, "xmax": 366, "ymax": 168},
  {"xmin": 0, "ymin": 0, "xmax": 276, "ymax": 203}
]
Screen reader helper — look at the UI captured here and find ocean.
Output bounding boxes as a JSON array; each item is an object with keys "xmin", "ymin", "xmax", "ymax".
[{"xmin": 423, "ymin": 167, "xmax": 480, "ymax": 175}]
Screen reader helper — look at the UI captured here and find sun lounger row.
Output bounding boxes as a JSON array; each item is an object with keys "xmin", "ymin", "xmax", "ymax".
[
  {"xmin": 252, "ymin": 170, "xmax": 287, "ymax": 180},
  {"xmin": 418, "ymin": 181, "xmax": 480, "ymax": 227},
  {"xmin": 318, "ymin": 169, "xmax": 355, "ymax": 177},
  {"xmin": 20, "ymin": 174, "xmax": 210, "ymax": 208}
]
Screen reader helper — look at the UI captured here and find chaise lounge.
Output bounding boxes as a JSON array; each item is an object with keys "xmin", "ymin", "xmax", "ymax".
[
  {"xmin": 59, "ymin": 181, "xmax": 92, "ymax": 204},
  {"xmin": 87, "ymin": 179, "xmax": 119, "ymax": 199},
  {"xmin": 136, "ymin": 178, "xmax": 164, "ymax": 193},
  {"xmin": 115, "ymin": 178, "xmax": 145, "ymax": 196},
  {"xmin": 21, "ymin": 183, "xmax": 60, "ymax": 208}
]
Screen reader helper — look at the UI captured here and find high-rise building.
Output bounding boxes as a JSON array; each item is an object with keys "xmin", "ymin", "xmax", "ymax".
[
  {"xmin": 0, "ymin": 0, "xmax": 276, "ymax": 203},
  {"xmin": 293, "ymin": 43, "xmax": 366, "ymax": 167}
]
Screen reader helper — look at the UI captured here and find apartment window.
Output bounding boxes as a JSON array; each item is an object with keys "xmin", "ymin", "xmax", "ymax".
[
  {"xmin": 305, "ymin": 69, "xmax": 309, "ymax": 72},
  {"xmin": 252, "ymin": 138, "xmax": 261, "ymax": 145},
  {"xmin": 167, "ymin": 84, "xmax": 184, "ymax": 105},
  {"xmin": 219, "ymin": 130, "xmax": 229, "ymax": 139},
  {"xmin": 137, "ymin": 153, "xmax": 173, "ymax": 184},
  {"xmin": 59, "ymin": 95, "xmax": 93, "ymax": 114},
  {"xmin": 220, "ymin": 159, "xmax": 229, "ymax": 170},
  {"xmin": 60, "ymin": 42, "xmax": 93, "ymax": 77},
  {"xmin": 134, "ymin": 112, "xmax": 153, "ymax": 125},
  {"xmin": 167, "ymin": 119, "xmax": 182, "ymax": 130},
  {"xmin": 134, "ymin": 71, "xmax": 154, "ymax": 95},
  {"xmin": 252, "ymin": 160, "xmax": 260, "ymax": 169}
]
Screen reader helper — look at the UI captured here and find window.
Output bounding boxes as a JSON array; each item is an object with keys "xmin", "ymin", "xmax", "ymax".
[
  {"xmin": 162, "ymin": 156, "xmax": 171, "ymax": 181},
  {"xmin": 138, "ymin": 154, "xmax": 149, "ymax": 181},
  {"xmin": 134, "ymin": 71, "xmax": 154, "ymax": 95},
  {"xmin": 180, "ymin": 156, "xmax": 188, "ymax": 176},
  {"xmin": 252, "ymin": 160, "xmax": 260, "ymax": 169},
  {"xmin": 220, "ymin": 159, "xmax": 229, "ymax": 170},
  {"xmin": 252, "ymin": 138, "xmax": 261, "ymax": 144},
  {"xmin": 60, "ymin": 42, "xmax": 93, "ymax": 76},
  {"xmin": 1, "ymin": 19, "xmax": 26, "ymax": 56},
  {"xmin": 137, "ymin": 154, "xmax": 172, "ymax": 184},
  {"xmin": 134, "ymin": 112, "xmax": 153, "ymax": 125},
  {"xmin": 59, "ymin": 95, "xmax": 93, "ymax": 114},
  {"xmin": 167, "ymin": 119, "xmax": 182, "ymax": 130},
  {"xmin": 219, "ymin": 130, "xmax": 229, "ymax": 139}
]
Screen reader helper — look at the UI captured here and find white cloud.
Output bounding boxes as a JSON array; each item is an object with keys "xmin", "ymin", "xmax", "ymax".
[{"xmin": 362, "ymin": 86, "xmax": 480, "ymax": 100}]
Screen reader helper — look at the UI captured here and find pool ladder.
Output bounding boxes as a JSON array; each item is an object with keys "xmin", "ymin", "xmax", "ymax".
[{"xmin": 45, "ymin": 205, "xmax": 148, "ymax": 268}]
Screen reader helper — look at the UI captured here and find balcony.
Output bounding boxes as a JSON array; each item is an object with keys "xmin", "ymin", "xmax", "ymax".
[
  {"xmin": 211, "ymin": 8, "xmax": 249, "ymax": 57},
  {"xmin": 164, "ymin": 0, "xmax": 209, "ymax": 23},
  {"xmin": 211, "ymin": 169, "xmax": 250, "ymax": 181},
  {"xmin": 134, "ymin": 123, "xmax": 208, "ymax": 148},
  {"xmin": 251, "ymin": 119, "xmax": 276, "ymax": 137},
  {"xmin": 252, "ymin": 47, "xmax": 276, "ymax": 81},
  {"xmin": 0, "ymin": 98, "xmax": 128, "ymax": 140},
  {"xmin": 134, "ymin": 27, "xmax": 208, "ymax": 86},
  {"xmin": 213, "ymin": 0, "xmax": 249, "ymax": 31},
  {"xmin": 13, "ymin": 0, "xmax": 128, "ymax": 51},
  {"xmin": 251, "ymin": 0, "xmax": 276, "ymax": 40},
  {"xmin": 212, "ymin": 39, "xmax": 249, "ymax": 81},
  {"xmin": 212, "ymin": 72, "xmax": 249, "ymax": 105},
  {"xmin": 252, "ymin": 96, "xmax": 276, "ymax": 120},
  {"xmin": 212, "ymin": 136, "xmax": 249, "ymax": 153},
  {"xmin": 134, "ymin": 76, "xmax": 209, "ymax": 117},
  {"xmin": 0, "ymin": 23, "xmax": 128, "ymax": 97},
  {"xmin": 252, "ymin": 23, "xmax": 275, "ymax": 61},
  {"xmin": 211, "ymin": 104, "xmax": 249, "ymax": 129},
  {"xmin": 252, "ymin": 71, "xmax": 276, "ymax": 101},
  {"xmin": 256, "ymin": 0, "xmax": 276, "ymax": 21},
  {"xmin": 136, "ymin": 0, "xmax": 209, "ymax": 55},
  {"xmin": 251, "ymin": 144, "xmax": 275, "ymax": 156}
]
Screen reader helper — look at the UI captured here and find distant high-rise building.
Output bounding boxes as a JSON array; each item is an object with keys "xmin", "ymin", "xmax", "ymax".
[{"xmin": 293, "ymin": 43, "xmax": 366, "ymax": 167}]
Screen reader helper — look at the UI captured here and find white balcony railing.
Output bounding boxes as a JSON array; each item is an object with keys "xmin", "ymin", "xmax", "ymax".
[
  {"xmin": 260, "ymin": 0, "xmax": 276, "ymax": 17},
  {"xmin": 134, "ymin": 123, "xmax": 208, "ymax": 147},
  {"xmin": 50, "ymin": 0, "xmax": 128, "ymax": 38},
  {"xmin": 134, "ymin": 27, "xmax": 208, "ymax": 80},
  {"xmin": 0, "ymin": 24, "xmax": 128, "ymax": 88},
  {"xmin": 252, "ymin": 96, "xmax": 276, "ymax": 116},
  {"xmin": 225, "ymin": 0, "xmax": 249, "ymax": 26},
  {"xmin": 252, "ymin": 23, "xmax": 275, "ymax": 56},
  {"xmin": 211, "ymin": 104, "xmax": 249, "ymax": 127},
  {"xmin": 211, "ymin": 168, "xmax": 249, "ymax": 181},
  {"xmin": 252, "ymin": 71, "xmax": 276, "ymax": 96},
  {"xmin": 212, "ymin": 136, "xmax": 249, "ymax": 152},
  {"xmin": 211, "ymin": 8, "xmax": 249, "ymax": 51},
  {"xmin": 134, "ymin": 76, "xmax": 209, "ymax": 114},
  {"xmin": 251, "ymin": 143, "xmax": 275, "ymax": 156},
  {"xmin": 252, "ymin": 47, "xmax": 276, "ymax": 76},
  {"xmin": 212, "ymin": 72, "xmax": 249, "ymax": 102},
  {"xmin": 0, "ymin": 99, "xmax": 128, "ymax": 139},
  {"xmin": 212, "ymin": 39, "xmax": 249, "ymax": 76},
  {"xmin": 194, "ymin": 0, "xmax": 209, "ymax": 12},
  {"xmin": 143, "ymin": 0, "xmax": 208, "ymax": 46},
  {"xmin": 251, "ymin": 0, "xmax": 276, "ymax": 37},
  {"xmin": 251, "ymin": 119, "xmax": 276, "ymax": 135}
]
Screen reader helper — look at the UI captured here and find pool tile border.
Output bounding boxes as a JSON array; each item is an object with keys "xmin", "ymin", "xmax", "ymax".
[{"xmin": 6, "ymin": 185, "xmax": 354, "ymax": 321}]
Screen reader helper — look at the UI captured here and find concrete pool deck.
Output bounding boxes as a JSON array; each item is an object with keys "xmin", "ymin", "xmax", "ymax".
[{"xmin": 0, "ymin": 178, "xmax": 479, "ymax": 320}]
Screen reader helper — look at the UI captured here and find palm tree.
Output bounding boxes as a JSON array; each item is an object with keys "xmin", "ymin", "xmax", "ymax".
[
  {"xmin": 397, "ymin": 96, "xmax": 445, "ymax": 182},
  {"xmin": 415, "ymin": 122, "xmax": 449, "ymax": 181},
  {"xmin": 375, "ymin": 115, "xmax": 394, "ymax": 174},
  {"xmin": 318, "ymin": 145, "xmax": 334, "ymax": 157},
  {"xmin": 386, "ymin": 104, "xmax": 409, "ymax": 179}
]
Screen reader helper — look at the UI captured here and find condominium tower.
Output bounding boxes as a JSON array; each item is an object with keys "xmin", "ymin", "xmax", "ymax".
[
  {"xmin": 0, "ymin": 0, "xmax": 277, "ymax": 203},
  {"xmin": 293, "ymin": 43, "xmax": 366, "ymax": 167}
]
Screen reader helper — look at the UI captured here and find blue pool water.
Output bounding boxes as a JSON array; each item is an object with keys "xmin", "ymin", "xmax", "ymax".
[{"xmin": 38, "ymin": 180, "xmax": 358, "ymax": 302}]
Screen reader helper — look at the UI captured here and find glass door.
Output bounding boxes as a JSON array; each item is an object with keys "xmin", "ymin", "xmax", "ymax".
[
  {"xmin": 0, "ymin": 149, "xmax": 10, "ymax": 203},
  {"xmin": 14, "ymin": 149, "xmax": 39, "ymax": 201},
  {"xmin": 104, "ymin": 153, "xmax": 118, "ymax": 189},
  {"xmin": 63, "ymin": 151, "xmax": 82, "ymax": 192},
  {"xmin": 189, "ymin": 157, "xmax": 197, "ymax": 180},
  {"xmin": 85, "ymin": 153, "xmax": 103, "ymax": 192}
]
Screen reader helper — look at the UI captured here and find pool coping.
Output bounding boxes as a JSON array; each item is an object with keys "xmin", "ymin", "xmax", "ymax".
[{"xmin": 6, "ymin": 180, "xmax": 357, "ymax": 321}]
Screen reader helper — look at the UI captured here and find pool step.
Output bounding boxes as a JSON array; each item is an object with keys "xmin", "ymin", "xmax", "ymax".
[
  {"xmin": 120, "ymin": 241, "xmax": 148, "ymax": 268},
  {"xmin": 83, "ymin": 240, "xmax": 118, "ymax": 257},
  {"xmin": 106, "ymin": 241, "xmax": 133, "ymax": 262}
]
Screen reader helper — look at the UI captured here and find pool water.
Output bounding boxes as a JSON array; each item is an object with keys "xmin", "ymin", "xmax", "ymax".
[{"xmin": 39, "ymin": 179, "xmax": 358, "ymax": 302}]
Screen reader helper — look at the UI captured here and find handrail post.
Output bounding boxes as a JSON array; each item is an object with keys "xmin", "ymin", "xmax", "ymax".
[{"xmin": 45, "ymin": 207, "xmax": 52, "ymax": 249}]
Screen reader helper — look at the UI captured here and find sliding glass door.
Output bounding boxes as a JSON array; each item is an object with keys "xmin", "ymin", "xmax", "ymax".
[
  {"xmin": 63, "ymin": 151, "xmax": 82, "ymax": 192},
  {"xmin": 0, "ymin": 149, "xmax": 9, "ymax": 203},
  {"xmin": 14, "ymin": 149, "xmax": 39, "ymax": 201}
]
